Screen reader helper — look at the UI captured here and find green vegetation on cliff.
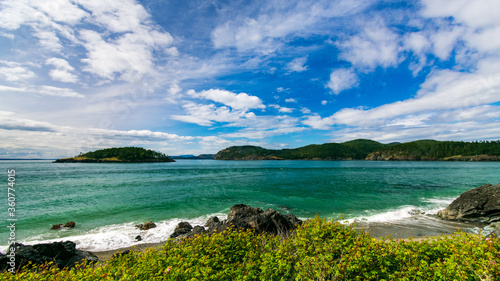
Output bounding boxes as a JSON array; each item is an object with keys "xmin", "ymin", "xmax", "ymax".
[
  {"xmin": 4, "ymin": 217, "xmax": 498, "ymax": 280},
  {"xmin": 215, "ymin": 139, "xmax": 500, "ymax": 161},
  {"xmin": 367, "ymin": 140, "xmax": 500, "ymax": 161},
  {"xmin": 54, "ymin": 147, "xmax": 175, "ymax": 163},
  {"xmin": 215, "ymin": 139, "xmax": 383, "ymax": 160}
]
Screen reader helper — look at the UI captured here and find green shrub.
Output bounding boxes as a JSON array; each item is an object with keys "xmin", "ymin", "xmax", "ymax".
[{"xmin": 2, "ymin": 217, "xmax": 499, "ymax": 280}]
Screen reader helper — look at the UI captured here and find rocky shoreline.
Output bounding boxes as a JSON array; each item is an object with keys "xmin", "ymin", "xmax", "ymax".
[{"xmin": 3, "ymin": 183, "xmax": 499, "ymax": 268}]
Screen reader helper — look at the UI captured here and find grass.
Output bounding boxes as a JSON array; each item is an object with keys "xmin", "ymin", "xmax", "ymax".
[{"xmin": 2, "ymin": 216, "xmax": 499, "ymax": 280}]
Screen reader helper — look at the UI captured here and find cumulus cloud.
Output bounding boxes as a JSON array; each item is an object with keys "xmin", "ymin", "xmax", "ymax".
[
  {"xmin": 326, "ymin": 68, "xmax": 359, "ymax": 94},
  {"xmin": 0, "ymin": 66, "xmax": 35, "ymax": 82},
  {"xmin": 171, "ymin": 102, "xmax": 257, "ymax": 127},
  {"xmin": 187, "ymin": 89, "xmax": 265, "ymax": 110},
  {"xmin": 338, "ymin": 22, "xmax": 402, "ymax": 70},
  {"xmin": 285, "ymin": 57, "xmax": 308, "ymax": 73},
  {"xmin": 46, "ymin": 58, "xmax": 78, "ymax": 83}
]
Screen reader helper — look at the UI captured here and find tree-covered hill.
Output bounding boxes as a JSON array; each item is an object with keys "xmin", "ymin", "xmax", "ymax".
[
  {"xmin": 214, "ymin": 139, "xmax": 385, "ymax": 160},
  {"xmin": 215, "ymin": 139, "xmax": 500, "ymax": 161},
  {"xmin": 54, "ymin": 147, "xmax": 175, "ymax": 163},
  {"xmin": 366, "ymin": 140, "xmax": 500, "ymax": 161}
]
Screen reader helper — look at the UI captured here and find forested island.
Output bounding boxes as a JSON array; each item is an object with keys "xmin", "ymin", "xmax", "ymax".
[
  {"xmin": 214, "ymin": 139, "xmax": 500, "ymax": 161},
  {"xmin": 53, "ymin": 147, "xmax": 175, "ymax": 163}
]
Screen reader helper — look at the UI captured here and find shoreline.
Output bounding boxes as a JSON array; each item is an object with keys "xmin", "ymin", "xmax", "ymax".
[{"xmin": 90, "ymin": 214, "xmax": 484, "ymax": 262}]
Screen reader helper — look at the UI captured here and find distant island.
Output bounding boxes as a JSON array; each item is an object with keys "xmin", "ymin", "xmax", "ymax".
[
  {"xmin": 214, "ymin": 139, "xmax": 500, "ymax": 161},
  {"xmin": 171, "ymin": 154, "xmax": 215, "ymax": 160},
  {"xmin": 54, "ymin": 147, "xmax": 175, "ymax": 163}
]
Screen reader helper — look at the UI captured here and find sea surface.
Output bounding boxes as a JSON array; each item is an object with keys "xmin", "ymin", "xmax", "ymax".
[{"xmin": 1, "ymin": 160, "xmax": 499, "ymax": 252}]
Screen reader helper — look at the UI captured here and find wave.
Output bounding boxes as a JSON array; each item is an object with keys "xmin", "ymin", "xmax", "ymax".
[
  {"xmin": 345, "ymin": 196, "xmax": 457, "ymax": 223},
  {"xmin": 0, "ymin": 213, "xmax": 228, "ymax": 253}
]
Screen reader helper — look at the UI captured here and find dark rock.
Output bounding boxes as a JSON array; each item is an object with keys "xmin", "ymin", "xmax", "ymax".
[
  {"xmin": 135, "ymin": 221, "xmax": 156, "ymax": 231},
  {"xmin": 0, "ymin": 241, "xmax": 98, "ymax": 271},
  {"xmin": 438, "ymin": 183, "xmax": 500, "ymax": 223},
  {"xmin": 184, "ymin": 225, "xmax": 206, "ymax": 239},
  {"xmin": 135, "ymin": 235, "xmax": 142, "ymax": 241},
  {"xmin": 50, "ymin": 224, "xmax": 63, "ymax": 230},
  {"xmin": 169, "ymin": 205, "xmax": 303, "ymax": 240},
  {"xmin": 170, "ymin": 222, "xmax": 193, "ymax": 238},
  {"xmin": 64, "ymin": 221, "xmax": 76, "ymax": 228},
  {"xmin": 211, "ymin": 204, "xmax": 301, "ymax": 236},
  {"xmin": 205, "ymin": 216, "xmax": 221, "ymax": 229}
]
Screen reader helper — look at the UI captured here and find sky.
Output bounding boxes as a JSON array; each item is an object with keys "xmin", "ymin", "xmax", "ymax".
[{"xmin": 0, "ymin": 0, "xmax": 500, "ymax": 159}]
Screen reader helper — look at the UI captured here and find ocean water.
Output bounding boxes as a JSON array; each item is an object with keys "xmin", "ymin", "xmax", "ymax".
[{"xmin": 1, "ymin": 160, "xmax": 499, "ymax": 252}]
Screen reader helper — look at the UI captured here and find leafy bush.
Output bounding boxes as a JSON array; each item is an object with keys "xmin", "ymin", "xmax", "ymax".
[{"xmin": 2, "ymin": 217, "xmax": 499, "ymax": 280}]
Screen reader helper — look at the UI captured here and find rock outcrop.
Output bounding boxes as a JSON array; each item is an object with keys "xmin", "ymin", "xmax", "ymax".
[
  {"xmin": 171, "ymin": 204, "xmax": 302, "ymax": 239},
  {"xmin": 437, "ymin": 183, "xmax": 500, "ymax": 223},
  {"xmin": 0, "ymin": 241, "xmax": 98, "ymax": 271},
  {"xmin": 135, "ymin": 221, "xmax": 156, "ymax": 230},
  {"xmin": 64, "ymin": 221, "xmax": 76, "ymax": 228}
]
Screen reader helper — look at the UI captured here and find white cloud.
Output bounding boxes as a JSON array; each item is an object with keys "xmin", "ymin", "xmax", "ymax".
[
  {"xmin": 338, "ymin": 22, "xmax": 402, "ymax": 70},
  {"xmin": 171, "ymin": 102, "xmax": 256, "ymax": 127},
  {"xmin": 212, "ymin": 0, "xmax": 375, "ymax": 54},
  {"xmin": 46, "ymin": 57, "xmax": 78, "ymax": 83},
  {"xmin": 187, "ymin": 89, "xmax": 265, "ymax": 110},
  {"xmin": 326, "ymin": 68, "xmax": 359, "ymax": 94},
  {"xmin": 300, "ymin": 107, "xmax": 311, "ymax": 114},
  {"xmin": 302, "ymin": 113, "xmax": 335, "ymax": 130},
  {"xmin": 0, "ymin": 66, "xmax": 36, "ymax": 82},
  {"xmin": 321, "ymin": 100, "xmax": 328, "ymax": 105},
  {"xmin": 38, "ymin": 86, "xmax": 84, "ymax": 98},
  {"xmin": 285, "ymin": 98, "xmax": 297, "ymax": 103},
  {"xmin": 79, "ymin": 28, "xmax": 174, "ymax": 81},
  {"xmin": 285, "ymin": 57, "xmax": 308, "ymax": 72}
]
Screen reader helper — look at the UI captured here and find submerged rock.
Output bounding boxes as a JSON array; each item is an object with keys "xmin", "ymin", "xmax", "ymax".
[
  {"xmin": 135, "ymin": 221, "xmax": 156, "ymax": 231},
  {"xmin": 438, "ymin": 183, "xmax": 500, "ymax": 223},
  {"xmin": 50, "ymin": 224, "xmax": 63, "ymax": 230},
  {"xmin": 0, "ymin": 241, "xmax": 98, "ymax": 271},
  {"xmin": 64, "ymin": 221, "xmax": 76, "ymax": 228}
]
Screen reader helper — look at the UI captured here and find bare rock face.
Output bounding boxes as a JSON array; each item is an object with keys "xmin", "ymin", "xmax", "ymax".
[{"xmin": 437, "ymin": 183, "xmax": 500, "ymax": 223}]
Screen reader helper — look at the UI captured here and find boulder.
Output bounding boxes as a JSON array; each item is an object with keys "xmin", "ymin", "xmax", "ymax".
[
  {"xmin": 0, "ymin": 241, "xmax": 98, "ymax": 271},
  {"xmin": 169, "ymin": 205, "xmax": 303, "ymax": 239},
  {"xmin": 64, "ymin": 221, "xmax": 76, "ymax": 228},
  {"xmin": 50, "ymin": 224, "xmax": 63, "ymax": 230},
  {"xmin": 437, "ymin": 183, "xmax": 500, "ymax": 223},
  {"xmin": 135, "ymin": 221, "xmax": 156, "ymax": 231},
  {"xmin": 205, "ymin": 216, "xmax": 221, "ymax": 229},
  {"xmin": 170, "ymin": 222, "xmax": 193, "ymax": 238},
  {"xmin": 135, "ymin": 235, "xmax": 142, "ymax": 241}
]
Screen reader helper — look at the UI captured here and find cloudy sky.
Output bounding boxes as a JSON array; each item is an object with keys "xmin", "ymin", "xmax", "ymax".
[{"xmin": 0, "ymin": 0, "xmax": 499, "ymax": 159}]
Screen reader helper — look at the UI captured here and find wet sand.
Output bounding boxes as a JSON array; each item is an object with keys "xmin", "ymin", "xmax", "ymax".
[
  {"xmin": 354, "ymin": 214, "xmax": 485, "ymax": 239},
  {"xmin": 90, "ymin": 214, "xmax": 485, "ymax": 262}
]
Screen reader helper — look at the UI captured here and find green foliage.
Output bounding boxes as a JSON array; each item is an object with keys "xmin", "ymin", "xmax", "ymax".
[
  {"xmin": 374, "ymin": 140, "xmax": 500, "ymax": 159},
  {"xmin": 79, "ymin": 147, "xmax": 173, "ymax": 162},
  {"xmin": 215, "ymin": 139, "xmax": 386, "ymax": 160},
  {"xmin": 215, "ymin": 139, "xmax": 500, "ymax": 161},
  {"xmin": 4, "ymin": 217, "xmax": 499, "ymax": 280}
]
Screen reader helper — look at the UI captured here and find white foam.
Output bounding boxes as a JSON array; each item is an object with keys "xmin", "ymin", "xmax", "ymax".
[
  {"xmin": 347, "ymin": 205, "xmax": 418, "ymax": 223},
  {"xmin": 0, "ymin": 213, "xmax": 227, "ymax": 253},
  {"xmin": 345, "ymin": 196, "xmax": 458, "ymax": 223}
]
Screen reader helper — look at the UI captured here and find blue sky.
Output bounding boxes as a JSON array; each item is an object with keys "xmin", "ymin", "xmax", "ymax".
[{"xmin": 0, "ymin": 0, "xmax": 499, "ymax": 158}]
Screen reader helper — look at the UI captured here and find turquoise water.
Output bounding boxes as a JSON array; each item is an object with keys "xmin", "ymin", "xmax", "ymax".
[{"xmin": 1, "ymin": 160, "xmax": 499, "ymax": 251}]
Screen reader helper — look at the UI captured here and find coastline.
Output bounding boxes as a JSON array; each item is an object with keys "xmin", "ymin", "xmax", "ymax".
[{"xmin": 90, "ymin": 214, "xmax": 484, "ymax": 262}]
